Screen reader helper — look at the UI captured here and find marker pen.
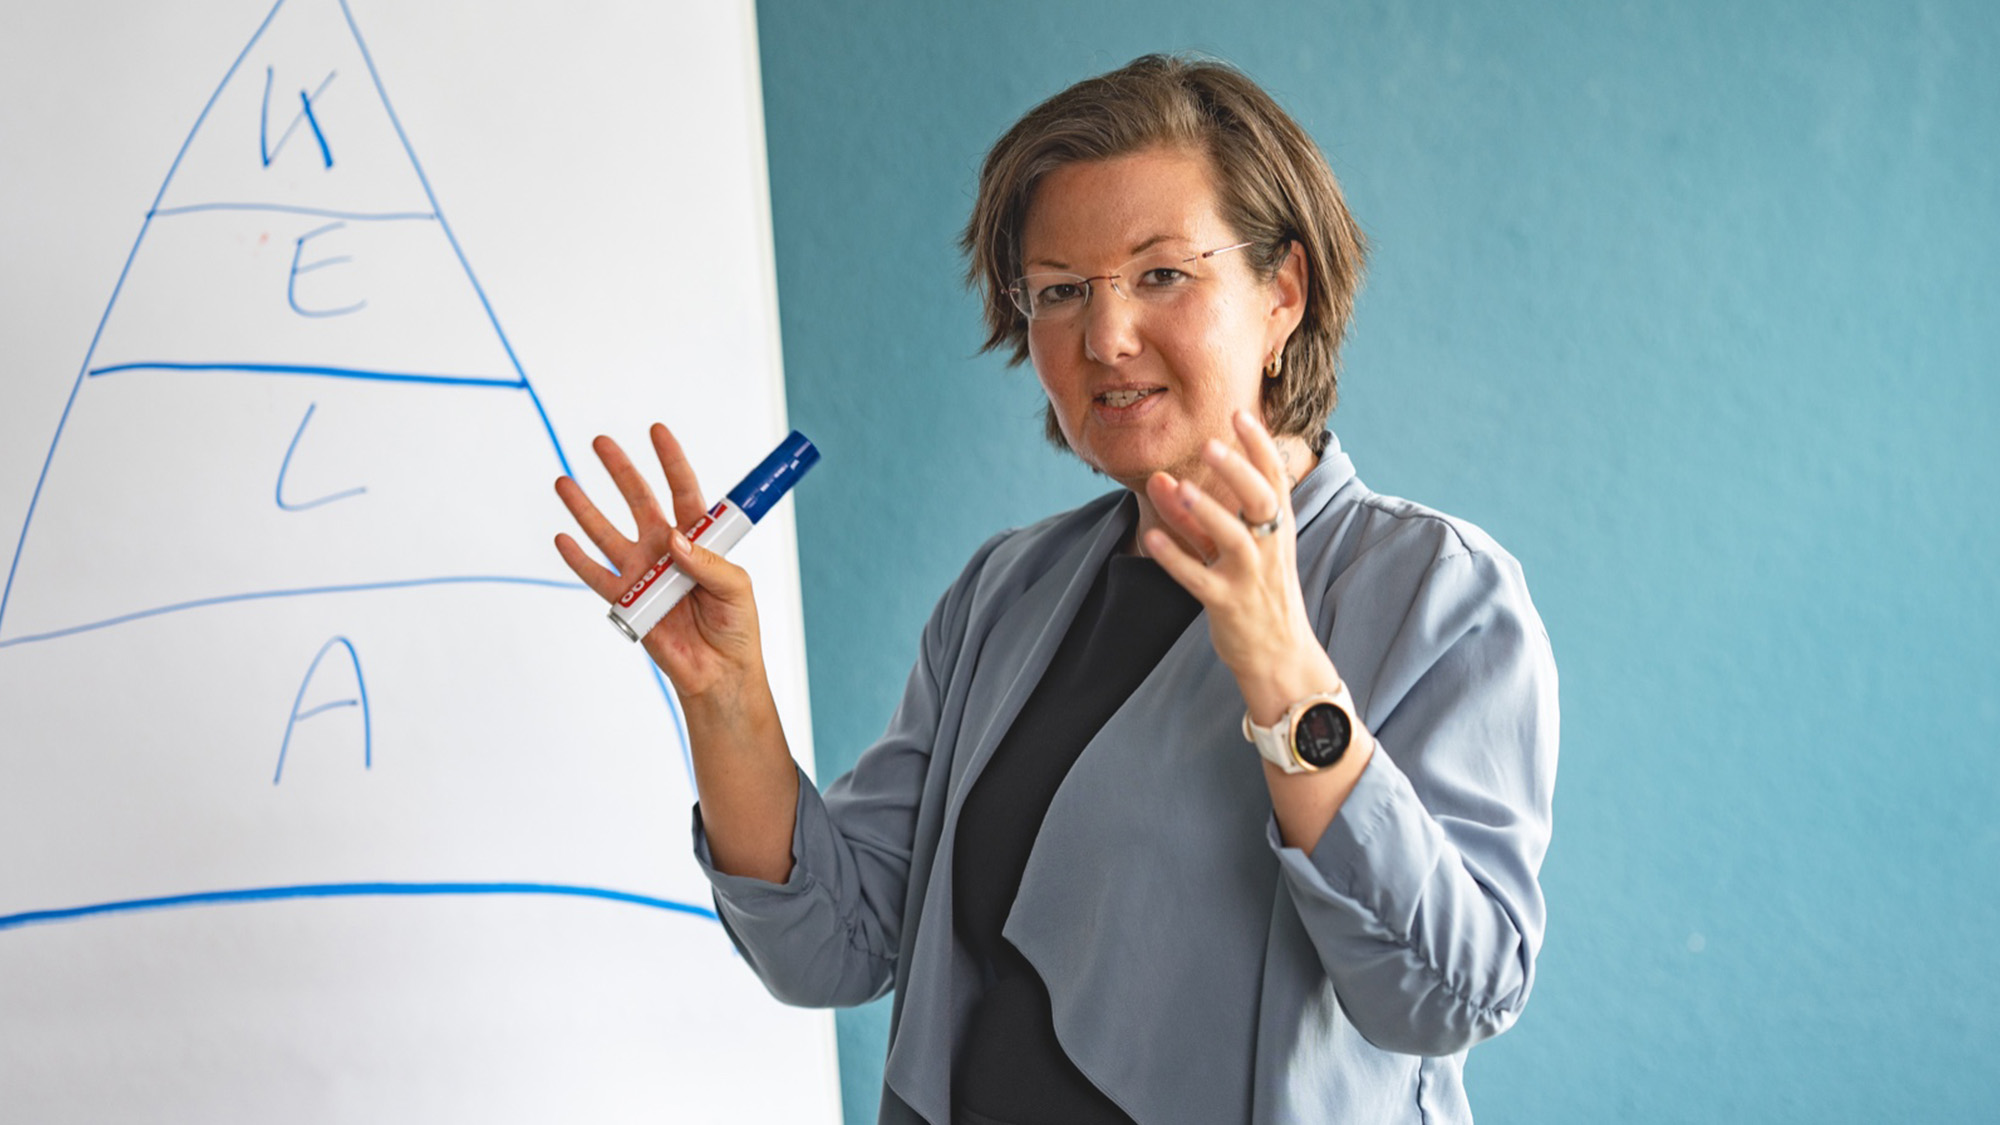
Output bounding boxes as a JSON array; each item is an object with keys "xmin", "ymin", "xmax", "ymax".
[{"xmin": 608, "ymin": 430, "xmax": 819, "ymax": 642}]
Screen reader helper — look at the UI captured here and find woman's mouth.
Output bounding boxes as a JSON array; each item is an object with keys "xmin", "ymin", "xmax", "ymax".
[{"xmin": 1096, "ymin": 388, "xmax": 1163, "ymax": 409}]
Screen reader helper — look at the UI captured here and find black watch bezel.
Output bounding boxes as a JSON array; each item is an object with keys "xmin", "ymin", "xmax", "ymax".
[{"xmin": 1292, "ymin": 701, "xmax": 1353, "ymax": 770}]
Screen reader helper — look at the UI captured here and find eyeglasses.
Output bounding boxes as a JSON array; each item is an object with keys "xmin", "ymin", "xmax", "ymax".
[{"xmin": 1006, "ymin": 240, "xmax": 1255, "ymax": 324}]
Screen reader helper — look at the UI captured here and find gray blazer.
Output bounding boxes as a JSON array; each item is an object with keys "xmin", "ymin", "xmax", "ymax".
[{"xmin": 695, "ymin": 434, "xmax": 1559, "ymax": 1124}]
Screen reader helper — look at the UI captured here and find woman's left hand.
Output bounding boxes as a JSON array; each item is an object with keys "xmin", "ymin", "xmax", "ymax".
[
  {"xmin": 1142, "ymin": 410, "xmax": 1336, "ymax": 728},
  {"xmin": 1146, "ymin": 410, "xmax": 1371, "ymax": 850}
]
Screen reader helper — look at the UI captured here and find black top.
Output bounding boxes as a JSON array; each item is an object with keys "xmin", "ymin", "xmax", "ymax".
[{"xmin": 952, "ymin": 553, "xmax": 1202, "ymax": 1125}]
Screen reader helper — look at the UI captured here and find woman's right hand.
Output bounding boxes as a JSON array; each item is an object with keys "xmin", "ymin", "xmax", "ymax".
[
  {"xmin": 553, "ymin": 423, "xmax": 767, "ymax": 702},
  {"xmin": 557, "ymin": 424, "xmax": 800, "ymax": 882}
]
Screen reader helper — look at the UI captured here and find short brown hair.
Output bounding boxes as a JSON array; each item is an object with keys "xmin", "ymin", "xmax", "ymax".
[{"xmin": 962, "ymin": 54, "xmax": 1369, "ymax": 453}]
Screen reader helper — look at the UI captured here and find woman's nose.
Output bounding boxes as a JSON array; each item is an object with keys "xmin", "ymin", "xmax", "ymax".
[{"xmin": 1081, "ymin": 281, "xmax": 1143, "ymax": 363}]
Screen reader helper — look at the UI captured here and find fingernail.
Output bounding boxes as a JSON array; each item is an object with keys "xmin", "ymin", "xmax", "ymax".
[{"xmin": 671, "ymin": 528, "xmax": 690, "ymax": 552}]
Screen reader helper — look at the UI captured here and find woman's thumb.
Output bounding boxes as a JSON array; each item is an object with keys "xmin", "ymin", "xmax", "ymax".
[{"xmin": 669, "ymin": 526, "xmax": 751, "ymax": 599}]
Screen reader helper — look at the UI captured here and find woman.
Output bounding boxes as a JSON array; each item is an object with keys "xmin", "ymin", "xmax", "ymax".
[{"xmin": 556, "ymin": 55, "xmax": 1557, "ymax": 1125}]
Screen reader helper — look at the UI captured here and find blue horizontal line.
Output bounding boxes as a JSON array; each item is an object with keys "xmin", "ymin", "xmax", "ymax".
[
  {"xmin": 151, "ymin": 202, "xmax": 437, "ymax": 221},
  {"xmin": 293, "ymin": 698, "xmax": 359, "ymax": 721},
  {"xmin": 0, "ymin": 575, "xmax": 586, "ymax": 648},
  {"xmin": 87, "ymin": 362, "xmax": 527, "ymax": 389},
  {"xmin": 0, "ymin": 881, "xmax": 720, "ymax": 932}
]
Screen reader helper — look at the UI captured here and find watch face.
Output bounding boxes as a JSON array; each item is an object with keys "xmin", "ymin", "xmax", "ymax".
[{"xmin": 1293, "ymin": 702, "xmax": 1352, "ymax": 769}]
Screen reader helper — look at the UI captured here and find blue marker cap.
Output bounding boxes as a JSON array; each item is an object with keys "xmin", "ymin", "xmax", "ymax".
[{"xmin": 726, "ymin": 430, "xmax": 819, "ymax": 523}]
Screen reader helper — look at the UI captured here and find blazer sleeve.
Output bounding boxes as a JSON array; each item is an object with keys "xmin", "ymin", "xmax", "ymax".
[
  {"xmin": 689, "ymin": 533, "xmax": 1006, "ymax": 1009},
  {"xmin": 1272, "ymin": 546, "xmax": 1560, "ymax": 1056}
]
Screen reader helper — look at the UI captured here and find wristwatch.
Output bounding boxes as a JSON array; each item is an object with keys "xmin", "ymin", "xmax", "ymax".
[{"xmin": 1242, "ymin": 687, "xmax": 1357, "ymax": 774}]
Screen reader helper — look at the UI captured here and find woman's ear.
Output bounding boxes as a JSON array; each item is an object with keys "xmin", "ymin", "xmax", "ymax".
[{"xmin": 1268, "ymin": 239, "xmax": 1309, "ymax": 343}]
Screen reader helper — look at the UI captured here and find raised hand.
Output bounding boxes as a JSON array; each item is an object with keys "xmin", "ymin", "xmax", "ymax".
[
  {"xmin": 553, "ymin": 424, "xmax": 766, "ymax": 701},
  {"xmin": 554, "ymin": 423, "xmax": 799, "ymax": 879},
  {"xmin": 1141, "ymin": 410, "xmax": 1336, "ymax": 727}
]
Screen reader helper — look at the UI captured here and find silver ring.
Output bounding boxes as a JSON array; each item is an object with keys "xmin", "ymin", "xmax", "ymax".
[{"xmin": 1241, "ymin": 510, "xmax": 1282, "ymax": 539}]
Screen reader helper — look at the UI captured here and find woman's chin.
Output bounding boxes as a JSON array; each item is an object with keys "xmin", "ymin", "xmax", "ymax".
[
  {"xmin": 1078, "ymin": 429, "xmax": 1207, "ymax": 489},
  {"xmin": 1085, "ymin": 458, "xmax": 1180, "ymax": 498}
]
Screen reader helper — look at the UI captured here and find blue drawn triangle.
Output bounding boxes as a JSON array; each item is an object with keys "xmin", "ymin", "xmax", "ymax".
[{"xmin": 0, "ymin": 0, "xmax": 708, "ymax": 942}]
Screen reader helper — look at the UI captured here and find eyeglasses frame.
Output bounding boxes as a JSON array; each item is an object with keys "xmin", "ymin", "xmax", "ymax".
[{"xmin": 1005, "ymin": 239, "xmax": 1257, "ymax": 323}]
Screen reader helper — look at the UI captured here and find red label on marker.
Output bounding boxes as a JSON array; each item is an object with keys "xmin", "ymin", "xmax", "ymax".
[{"xmin": 617, "ymin": 556, "xmax": 673, "ymax": 607}]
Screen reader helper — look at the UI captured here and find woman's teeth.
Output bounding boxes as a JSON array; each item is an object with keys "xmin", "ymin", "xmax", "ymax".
[{"xmin": 1098, "ymin": 388, "xmax": 1158, "ymax": 408}]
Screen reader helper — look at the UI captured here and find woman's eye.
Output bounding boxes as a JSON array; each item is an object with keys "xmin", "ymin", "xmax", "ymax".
[
  {"xmin": 1137, "ymin": 267, "xmax": 1190, "ymax": 288},
  {"xmin": 1038, "ymin": 282, "xmax": 1085, "ymax": 306}
]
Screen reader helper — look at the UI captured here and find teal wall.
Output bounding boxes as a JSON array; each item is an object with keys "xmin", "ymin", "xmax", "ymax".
[{"xmin": 752, "ymin": 2, "xmax": 2000, "ymax": 1121}]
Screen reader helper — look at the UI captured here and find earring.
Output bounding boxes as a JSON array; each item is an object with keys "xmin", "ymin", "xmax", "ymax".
[{"xmin": 1262, "ymin": 351, "xmax": 1284, "ymax": 380}]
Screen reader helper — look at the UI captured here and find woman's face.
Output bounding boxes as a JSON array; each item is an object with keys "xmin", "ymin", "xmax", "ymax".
[{"xmin": 1020, "ymin": 145, "xmax": 1305, "ymax": 496}]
